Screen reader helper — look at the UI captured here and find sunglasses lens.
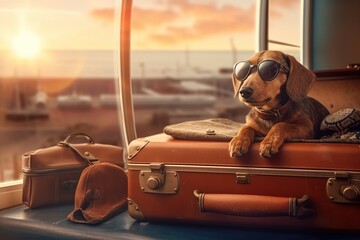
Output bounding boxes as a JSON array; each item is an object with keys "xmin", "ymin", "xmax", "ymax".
[
  {"xmin": 258, "ymin": 60, "xmax": 280, "ymax": 81},
  {"xmin": 234, "ymin": 61, "xmax": 251, "ymax": 81}
]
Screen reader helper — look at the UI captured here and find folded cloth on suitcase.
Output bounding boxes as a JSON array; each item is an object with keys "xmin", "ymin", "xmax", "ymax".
[
  {"xmin": 320, "ymin": 108, "xmax": 360, "ymax": 140},
  {"xmin": 67, "ymin": 162, "xmax": 128, "ymax": 224},
  {"xmin": 22, "ymin": 133, "xmax": 124, "ymax": 209},
  {"xmin": 164, "ymin": 110, "xmax": 360, "ymax": 143},
  {"xmin": 163, "ymin": 118, "xmax": 244, "ymax": 141}
]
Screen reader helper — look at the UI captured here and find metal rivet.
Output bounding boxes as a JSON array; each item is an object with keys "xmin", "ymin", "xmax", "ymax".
[
  {"xmin": 84, "ymin": 151, "xmax": 90, "ymax": 156},
  {"xmin": 329, "ymin": 196, "xmax": 335, "ymax": 201},
  {"xmin": 136, "ymin": 146, "xmax": 140, "ymax": 151},
  {"xmin": 206, "ymin": 129, "xmax": 216, "ymax": 135}
]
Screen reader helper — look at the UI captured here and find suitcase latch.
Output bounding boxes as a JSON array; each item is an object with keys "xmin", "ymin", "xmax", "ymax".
[
  {"xmin": 326, "ymin": 172, "xmax": 360, "ymax": 204},
  {"xmin": 139, "ymin": 163, "xmax": 179, "ymax": 194},
  {"xmin": 236, "ymin": 173, "xmax": 250, "ymax": 184}
]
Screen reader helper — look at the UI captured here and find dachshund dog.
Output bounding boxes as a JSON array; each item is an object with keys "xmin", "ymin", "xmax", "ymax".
[{"xmin": 229, "ymin": 50, "xmax": 329, "ymax": 158}]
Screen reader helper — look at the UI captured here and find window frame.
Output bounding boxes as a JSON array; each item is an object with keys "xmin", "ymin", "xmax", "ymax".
[
  {"xmin": 0, "ymin": 0, "xmax": 305, "ymax": 210},
  {"xmin": 0, "ymin": 1, "xmax": 129, "ymax": 210},
  {"xmin": 257, "ymin": 0, "xmax": 303, "ymax": 63},
  {"xmin": 0, "ymin": 180, "xmax": 22, "ymax": 210}
]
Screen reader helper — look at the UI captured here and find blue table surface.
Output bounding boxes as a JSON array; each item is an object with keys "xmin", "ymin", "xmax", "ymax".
[{"xmin": 0, "ymin": 204, "xmax": 358, "ymax": 240}]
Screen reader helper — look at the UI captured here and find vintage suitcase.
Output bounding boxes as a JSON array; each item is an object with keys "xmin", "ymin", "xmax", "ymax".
[
  {"xmin": 127, "ymin": 133, "xmax": 360, "ymax": 231},
  {"xmin": 22, "ymin": 133, "xmax": 124, "ymax": 208}
]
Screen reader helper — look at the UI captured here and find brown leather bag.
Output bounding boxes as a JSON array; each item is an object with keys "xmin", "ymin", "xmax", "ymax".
[{"xmin": 22, "ymin": 133, "xmax": 124, "ymax": 209}]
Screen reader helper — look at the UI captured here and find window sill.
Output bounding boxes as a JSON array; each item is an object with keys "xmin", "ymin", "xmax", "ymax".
[
  {"xmin": 0, "ymin": 180, "xmax": 23, "ymax": 210},
  {"xmin": 0, "ymin": 204, "xmax": 358, "ymax": 240}
]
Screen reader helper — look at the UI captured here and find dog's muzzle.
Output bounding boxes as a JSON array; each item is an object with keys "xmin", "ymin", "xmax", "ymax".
[{"xmin": 239, "ymin": 87, "xmax": 253, "ymax": 99}]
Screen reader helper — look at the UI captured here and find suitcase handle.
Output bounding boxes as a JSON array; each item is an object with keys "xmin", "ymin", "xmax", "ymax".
[
  {"xmin": 193, "ymin": 190, "xmax": 314, "ymax": 219},
  {"xmin": 58, "ymin": 133, "xmax": 97, "ymax": 166},
  {"xmin": 62, "ymin": 132, "xmax": 95, "ymax": 144}
]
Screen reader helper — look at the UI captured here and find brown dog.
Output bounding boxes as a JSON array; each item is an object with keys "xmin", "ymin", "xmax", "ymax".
[{"xmin": 229, "ymin": 50, "xmax": 329, "ymax": 158}]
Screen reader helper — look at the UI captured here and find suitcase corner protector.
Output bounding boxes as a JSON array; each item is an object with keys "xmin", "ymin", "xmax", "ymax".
[
  {"xmin": 127, "ymin": 198, "xmax": 145, "ymax": 220},
  {"xmin": 128, "ymin": 138, "xmax": 150, "ymax": 160}
]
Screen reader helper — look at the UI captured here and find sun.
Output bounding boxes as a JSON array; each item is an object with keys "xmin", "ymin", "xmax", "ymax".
[{"xmin": 12, "ymin": 29, "xmax": 42, "ymax": 59}]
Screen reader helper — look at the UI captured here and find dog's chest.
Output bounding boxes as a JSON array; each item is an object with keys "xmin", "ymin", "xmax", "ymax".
[
  {"xmin": 247, "ymin": 110, "xmax": 275, "ymax": 136},
  {"xmin": 257, "ymin": 119, "xmax": 275, "ymax": 136}
]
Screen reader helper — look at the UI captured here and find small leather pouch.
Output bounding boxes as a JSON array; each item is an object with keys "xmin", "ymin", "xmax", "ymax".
[{"xmin": 22, "ymin": 133, "xmax": 124, "ymax": 209}]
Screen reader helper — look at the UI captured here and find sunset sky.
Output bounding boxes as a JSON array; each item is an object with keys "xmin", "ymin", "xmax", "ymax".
[{"xmin": 0, "ymin": 0, "xmax": 300, "ymax": 52}]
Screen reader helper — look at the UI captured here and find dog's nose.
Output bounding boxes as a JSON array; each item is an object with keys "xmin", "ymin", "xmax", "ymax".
[{"xmin": 239, "ymin": 87, "xmax": 253, "ymax": 99}]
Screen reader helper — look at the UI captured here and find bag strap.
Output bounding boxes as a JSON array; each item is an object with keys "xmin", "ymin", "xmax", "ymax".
[{"xmin": 58, "ymin": 133, "xmax": 98, "ymax": 166}]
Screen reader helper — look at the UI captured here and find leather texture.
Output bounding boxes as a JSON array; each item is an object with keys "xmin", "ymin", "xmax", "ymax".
[
  {"xmin": 22, "ymin": 133, "xmax": 123, "ymax": 208},
  {"xmin": 67, "ymin": 162, "xmax": 128, "ymax": 224},
  {"xmin": 199, "ymin": 193, "xmax": 292, "ymax": 217},
  {"xmin": 194, "ymin": 191, "xmax": 314, "ymax": 218},
  {"xmin": 127, "ymin": 133, "xmax": 360, "ymax": 231}
]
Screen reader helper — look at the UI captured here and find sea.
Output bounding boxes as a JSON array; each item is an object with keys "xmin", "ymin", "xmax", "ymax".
[{"xmin": 0, "ymin": 50, "xmax": 299, "ymax": 79}]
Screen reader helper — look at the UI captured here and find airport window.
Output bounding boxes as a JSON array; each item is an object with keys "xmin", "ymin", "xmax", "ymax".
[
  {"xmin": 131, "ymin": 0, "xmax": 257, "ymax": 137},
  {"xmin": 0, "ymin": 0, "xmax": 122, "ymax": 208},
  {"xmin": 268, "ymin": 0, "xmax": 301, "ymax": 59},
  {"xmin": 0, "ymin": 0, "xmax": 303, "ymax": 208}
]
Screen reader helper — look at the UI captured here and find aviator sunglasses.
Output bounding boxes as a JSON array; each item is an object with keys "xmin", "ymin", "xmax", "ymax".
[{"xmin": 234, "ymin": 60, "xmax": 289, "ymax": 82}]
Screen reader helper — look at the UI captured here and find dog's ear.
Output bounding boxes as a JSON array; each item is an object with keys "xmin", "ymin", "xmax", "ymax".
[
  {"xmin": 232, "ymin": 73, "xmax": 242, "ymax": 98},
  {"xmin": 286, "ymin": 55, "xmax": 315, "ymax": 102}
]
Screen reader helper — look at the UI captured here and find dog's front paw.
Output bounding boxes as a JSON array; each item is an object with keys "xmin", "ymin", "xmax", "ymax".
[
  {"xmin": 229, "ymin": 134, "xmax": 252, "ymax": 158},
  {"xmin": 259, "ymin": 134, "xmax": 284, "ymax": 158}
]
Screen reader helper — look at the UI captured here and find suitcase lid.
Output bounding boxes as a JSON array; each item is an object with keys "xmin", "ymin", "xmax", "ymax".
[{"xmin": 128, "ymin": 133, "xmax": 360, "ymax": 171}]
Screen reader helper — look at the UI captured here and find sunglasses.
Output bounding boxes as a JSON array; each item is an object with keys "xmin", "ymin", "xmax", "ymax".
[{"xmin": 234, "ymin": 60, "xmax": 289, "ymax": 82}]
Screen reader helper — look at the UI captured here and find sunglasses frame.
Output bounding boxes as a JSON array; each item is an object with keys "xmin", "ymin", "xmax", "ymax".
[{"xmin": 234, "ymin": 60, "xmax": 289, "ymax": 82}]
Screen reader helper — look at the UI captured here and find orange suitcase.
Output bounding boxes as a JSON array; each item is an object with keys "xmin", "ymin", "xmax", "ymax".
[{"xmin": 127, "ymin": 133, "xmax": 360, "ymax": 231}]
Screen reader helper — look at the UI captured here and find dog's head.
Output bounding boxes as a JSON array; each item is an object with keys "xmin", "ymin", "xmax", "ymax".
[{"xmin": 232, "ymin": 50, "xmax": 315, "ymax": 110}]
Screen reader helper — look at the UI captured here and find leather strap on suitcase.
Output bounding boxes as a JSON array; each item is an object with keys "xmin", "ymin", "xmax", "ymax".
[{"xmin": 194, "ymin": 190, "xmax": 314, "ymax": 219}]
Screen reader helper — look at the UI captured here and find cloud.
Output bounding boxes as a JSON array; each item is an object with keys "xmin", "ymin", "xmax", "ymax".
[
  {"xmin": 269, "ymin": 0, "xmax": 299, "ymax": 18},
  {"xmin": 90, "ymin": 8, "xmax": 114, "ymax": 23},
  {"xmin": 89, "ymin": 6, "xmax": 178, "ymax": 29},
  {"xmin": 90, "ymin": 0, "xmax": 299, "ymax": 47},
  {"xmin": 270, "ymin": 0, "xmax": 299, "ymax": 8},
  {"xmin": 140, "ymin": 1, "xmax": 256, "ymax": 46},
  {"xmin": 131, "ymin": 7, "xmax": 178, "ymax": 30}
]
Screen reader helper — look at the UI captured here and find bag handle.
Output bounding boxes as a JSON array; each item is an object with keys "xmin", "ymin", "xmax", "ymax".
[
  {"xmin": 193, "ymin": 190, "xmax": 314, "ymax": 219},
  {"xmin": 58, "ymin": 133, "xmax": 98, "ymax": 166},
  {"xmin": 62, "ymin": 132, "xmax": 95, "ymax": 144}
]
